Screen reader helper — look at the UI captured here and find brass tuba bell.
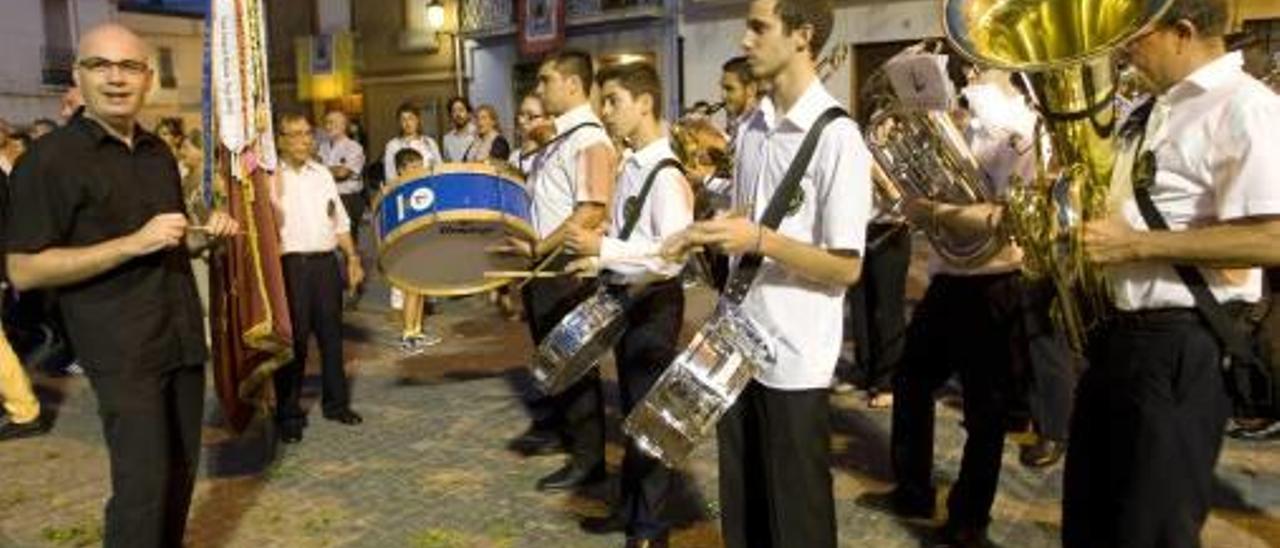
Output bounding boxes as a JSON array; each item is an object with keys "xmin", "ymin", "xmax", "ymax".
[{"xmin": 943, "ymin": 0, "xmax": 1174, "ymax": 352}]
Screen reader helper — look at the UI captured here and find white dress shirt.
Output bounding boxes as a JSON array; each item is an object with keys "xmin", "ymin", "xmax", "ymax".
[
  {"xmin": 527, "ymin": 103, "xmax": 614, "ymax": 238},
  {"xmin": 598, "ymin": 137, "xmax": 694, "ymax": 284},
  {"xmin": 732, "ymin": 79, "xmax": 873, "ymax": 391},
  {"xmin": 1106, "ymin": 51, "xmax": 1280, "ymax": 310},
  {"xmin": 383, "ymin": 135, "xmax": 442, "ymax": 183},
  {"xmin": 277, "ymin": 160, "xmax": 351, "ymax": 254},
  {"xmin": 317, "ymin": 136, "xmax": 365, "ymax": 195},
  {"xmin": 930, "ymin": 88, "xmax": 1035, "ymax": 277},
  {"xmin": 442, "ymin": 125, "xmax": 475, "ymax": 163}
]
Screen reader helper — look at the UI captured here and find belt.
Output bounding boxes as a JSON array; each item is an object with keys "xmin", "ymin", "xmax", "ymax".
[{"xmin": 283, "ymin": 251, "xmax": 336, "ymax": 260}]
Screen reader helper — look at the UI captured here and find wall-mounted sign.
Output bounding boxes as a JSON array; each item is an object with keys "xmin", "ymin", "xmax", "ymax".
[{"xmin": 518, "ymin": 0, "xmax": 565, "ymax": 57}]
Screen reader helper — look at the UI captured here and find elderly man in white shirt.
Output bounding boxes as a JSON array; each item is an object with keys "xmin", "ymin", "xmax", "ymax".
[
  {"xmin": 563, "ymin": 62, "xmax": 693, "ymax": 547},
  {"xmin": 664, "ymin": 1, "xmax": 870, "ymax": 545},
  {"xmin": 501, "ymin": 50, "xmax": 618, "ymax": 493},
  {"xmin": 1062, "ymin": 1, "xmax": 1280, "ymax": 546},
  {"xmin": 318, "ymin": 110, "xmax": 367, "ymax": 246},
  {"xmin": 272, "ymin": 113, "xmax": 366, "ymax": 445}
]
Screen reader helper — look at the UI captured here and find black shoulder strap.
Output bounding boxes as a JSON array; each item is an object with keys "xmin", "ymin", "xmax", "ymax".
[
  {"xmin": 519, "ymin": 122, "xmax": 604, "ymax": 166},
  {"xmin": 723, "ymin": 106, "xmax": 849, "ymax": 303},
  {"xmin": 1131, "ymin": 164, "xmax": 1262, "ymax": 368},
  {"xmin": 619, "ymin": 158, "xmax": 682, "ymax": 241}
]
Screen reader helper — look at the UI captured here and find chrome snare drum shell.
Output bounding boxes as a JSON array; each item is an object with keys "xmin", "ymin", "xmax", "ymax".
[
  {"xmin": 623, "ymin": 301, "xmax": 771, "ymax": 468},
  {"xmin": 532, "ymin": 288, "xmax": 627, "ymax": 395}
]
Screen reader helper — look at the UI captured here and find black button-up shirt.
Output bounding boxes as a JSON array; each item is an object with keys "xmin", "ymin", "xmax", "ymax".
[{"xmin": 5, "ymin": 114, "xmax": 207, "ymax": 374}]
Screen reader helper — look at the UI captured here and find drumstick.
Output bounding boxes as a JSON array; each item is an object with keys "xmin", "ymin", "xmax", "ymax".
[
  {"xmin": 484, "ymin": 270, "xmax": 563, "ymax": 279},
  {"xmin": 186, "ymin": 225, "xmax": 243, "ymax": 236},
  {"xmin": 516, "ymin": 246, "xmax": 565, "ymax": 290}
]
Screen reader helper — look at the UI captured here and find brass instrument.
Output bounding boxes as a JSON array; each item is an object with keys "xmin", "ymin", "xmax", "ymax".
[
  {"xmin": 943, "ymin": 0, "xmax": 1174, "ymax": 351},
  {"xmin": 865, "ymin": 103, "xmax": 1006, "ymax": 267}
]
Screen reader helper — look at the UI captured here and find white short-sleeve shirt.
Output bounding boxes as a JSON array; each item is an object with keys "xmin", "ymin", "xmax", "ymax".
[
  {"xmin": 527, "ymin": 103, "xmax": 614, "ymax": 238},
  {"xmin": 732, "ymin": 79, "xmax": 873, "ymax": 391},
  {"xmin": 277, "ymin": 160, "xmax": 351, "ymax": 254},
  {"xmin": 598, "ymin": 137, "xmax": 694, "ymax": 283},
  {"xmin": 1106, "ymin": 52, "xmax": 1280, "ymax": 310},
  {"xmin": 317, "ymin": 136, "xmax": 365, "ymax": 195}
]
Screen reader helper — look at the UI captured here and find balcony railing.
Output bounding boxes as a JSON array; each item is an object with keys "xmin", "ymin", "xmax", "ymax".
[
  {"xmin": 461, "ymin": 0, "xmax": 664, "ymax": 37},
  {"xmin": 42, "ymin": 46, "xmax": 75, "ymax": 87}
]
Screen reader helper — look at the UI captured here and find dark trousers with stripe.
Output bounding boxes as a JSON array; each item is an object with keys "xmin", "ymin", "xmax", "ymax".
[
  {"xmin": 718, "ymin": 382, "xmax": 837, "ymax": 548},
  {"xmin": 275, "ymin": 252, "xmax": 350, "ymax": 427},
  {"xmin": 891, "ymin": 272, "xmax": 1021, "ymax": 530},
  {"xmin": 613, "ymin": 280, "xmax": 684, "ymax": 539},
  {"xmin": 521, "ymin": 270, "xmax": 605, "ymax": 471},
  {"xmin": 1063, "ymin": 309, "xmax": 1230, "ymax": 547},
  {"xmin": 90, "ymin": 364, "xmax": 205, "ymax": 548}
]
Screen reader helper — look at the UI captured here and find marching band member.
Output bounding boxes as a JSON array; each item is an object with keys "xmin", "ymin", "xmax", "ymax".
[
  {"xmin": 663, "ymin": 0, "xmax": 872, "ymax": 544},
  {"xmin": 501, "ymin": 50, "xmax": 617, "ymax": 492},
  {"xmin": 1069, "ymin": 0, "xmax": 1280, "ymax": 544},
  {"xmin": 880, "ymin": 65, "xmax": 1037, "ymax": 547},
  {"xmin": 563, "ymin": 61, "xmax": 694, "ymax": 548}
]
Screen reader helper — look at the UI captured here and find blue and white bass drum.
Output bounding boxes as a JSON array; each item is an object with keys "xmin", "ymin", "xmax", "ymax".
[{"xmin": 374, "ymin": 163, "xmax": 535, "ymax": 296}]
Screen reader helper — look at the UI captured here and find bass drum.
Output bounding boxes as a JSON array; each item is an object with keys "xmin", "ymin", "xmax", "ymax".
[{"xmin": 374, "ymin": 163, "xmax": 535, "ymax": 296}]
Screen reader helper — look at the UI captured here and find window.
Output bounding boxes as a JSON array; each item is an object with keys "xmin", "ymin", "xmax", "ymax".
[{"xmin": 158, "ymin": 47, "xmax": 177, "ymax": 89}]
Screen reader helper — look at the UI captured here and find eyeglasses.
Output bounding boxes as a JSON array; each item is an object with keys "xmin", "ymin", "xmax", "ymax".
[
  {"xmin": 77, "ymin": 57, "xmax": 151, "ymax": 77},
  {"xmin": 279, "ymin": 130, "xmax": 311, "ymax": 138}
]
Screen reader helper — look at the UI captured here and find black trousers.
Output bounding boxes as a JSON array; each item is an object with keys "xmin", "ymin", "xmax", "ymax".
[
  {"xmin": 1063, "ymin": 310, "xmax": 1229, "ymax": 548},
  {"xmin": 614, "ymin": 280, "xmax": 684, "ymax": 539},
  {"xmin": 89, "ymin": 364, "xmax": 205, "ymax": 548},
  {"xmin": 718, "ymin": 382, "xmax": 836, "ymax": 548},
  {"xmin": 520, "ymin": 268, "xmax": 605, "ymax": 471},
  {"xmin": 891, "ymin": 272, "xmax": 1021, "ymax": 530},
  {"xmin": 846, "ymin": 222, "xmax": 912, "ymax": 392},
  {"xmin": 1014, "ymin": 278, "xmax": 1080, "ymax": 442},
  {"xmin": 339, "ymin": 191, "xmax": 365, "ymax": 245},
  {"xmin": 276, "ymin": 252, "xmax": 350, "ymax": 427}
]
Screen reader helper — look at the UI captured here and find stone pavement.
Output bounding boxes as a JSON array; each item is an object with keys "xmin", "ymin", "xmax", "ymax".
[{"xmin": 2, "ymin": 256, "xmax": 1279, "ymax": 547}]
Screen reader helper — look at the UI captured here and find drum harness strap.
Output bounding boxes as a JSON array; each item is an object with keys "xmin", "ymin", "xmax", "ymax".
[
  {"xmin": 723, "ymin": 106, "xmax": 850, "ymax": 305},
  {"xmin": 605, "ymin": 157, "xmax": 685, "ymax": 304},
  {"xmin": 518, "ymin": 122, "xmax": 605, "ymax": 170}
]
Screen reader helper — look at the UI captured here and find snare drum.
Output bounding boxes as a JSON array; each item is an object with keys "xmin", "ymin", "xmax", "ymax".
[
  {"xmin": 532, "ymin": 287, "xmax": 626, "ymax": 395},
  {"xmin": 622, "ymin": 301, "xmax": 773, "ymax": 467},
  {"xmin": 375, "ymin": 163, "xmax": 535, "ymax": 296}
]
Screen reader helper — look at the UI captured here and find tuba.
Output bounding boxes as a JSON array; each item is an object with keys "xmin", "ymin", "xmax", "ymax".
[{"xmin": 943, "ymin": 0, "xmax": 1173, "ymax": 351}]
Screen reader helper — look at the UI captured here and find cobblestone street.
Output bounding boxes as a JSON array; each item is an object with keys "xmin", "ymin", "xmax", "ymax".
[{"xmin": 2, "ymin": 253, "xmax": 1279, "ymax": 548}]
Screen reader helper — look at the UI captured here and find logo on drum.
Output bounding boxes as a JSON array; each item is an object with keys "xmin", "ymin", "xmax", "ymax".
[{"xmin": 409, "ymin": 188, "xmax": 436, "ymax": 212}]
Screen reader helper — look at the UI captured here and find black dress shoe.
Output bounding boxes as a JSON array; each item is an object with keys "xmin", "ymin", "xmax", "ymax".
[
  {"xmin": 0, "ymin": 416, "xmax": 47, "ymax": 442},
  {"xmin": 536, "ymin": 462, "xmax": 606, "ymax": 491},
  {"xmin": 625, "ymin": 536, "xmax": 669, "ymax": 548},
  {"xmin": 507, "ymin": 427, "xmax": 564, "ymax": 456},
  {"xmin": 1019, "ymin": 438, "xmax": 1065, "ymax": 469},
  {"xmin": 936, "ymin": 522, "xmax": 992, "ymax": 548},
  {"xmin": 323, "ymin": 409, "xmax": 363, "ymax": 425},
  {"xmin": 580, "ymin": 513, "xmax": 626, "ymax": 535},
  {"xmin": 279, "ymin": 423, "xmax": 303, "ymax": 444}
]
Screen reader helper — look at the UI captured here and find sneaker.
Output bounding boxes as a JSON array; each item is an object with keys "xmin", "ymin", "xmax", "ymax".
[{"xmin": 399, "ymin": 335, "xmax": 426, "ymax": 355}]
